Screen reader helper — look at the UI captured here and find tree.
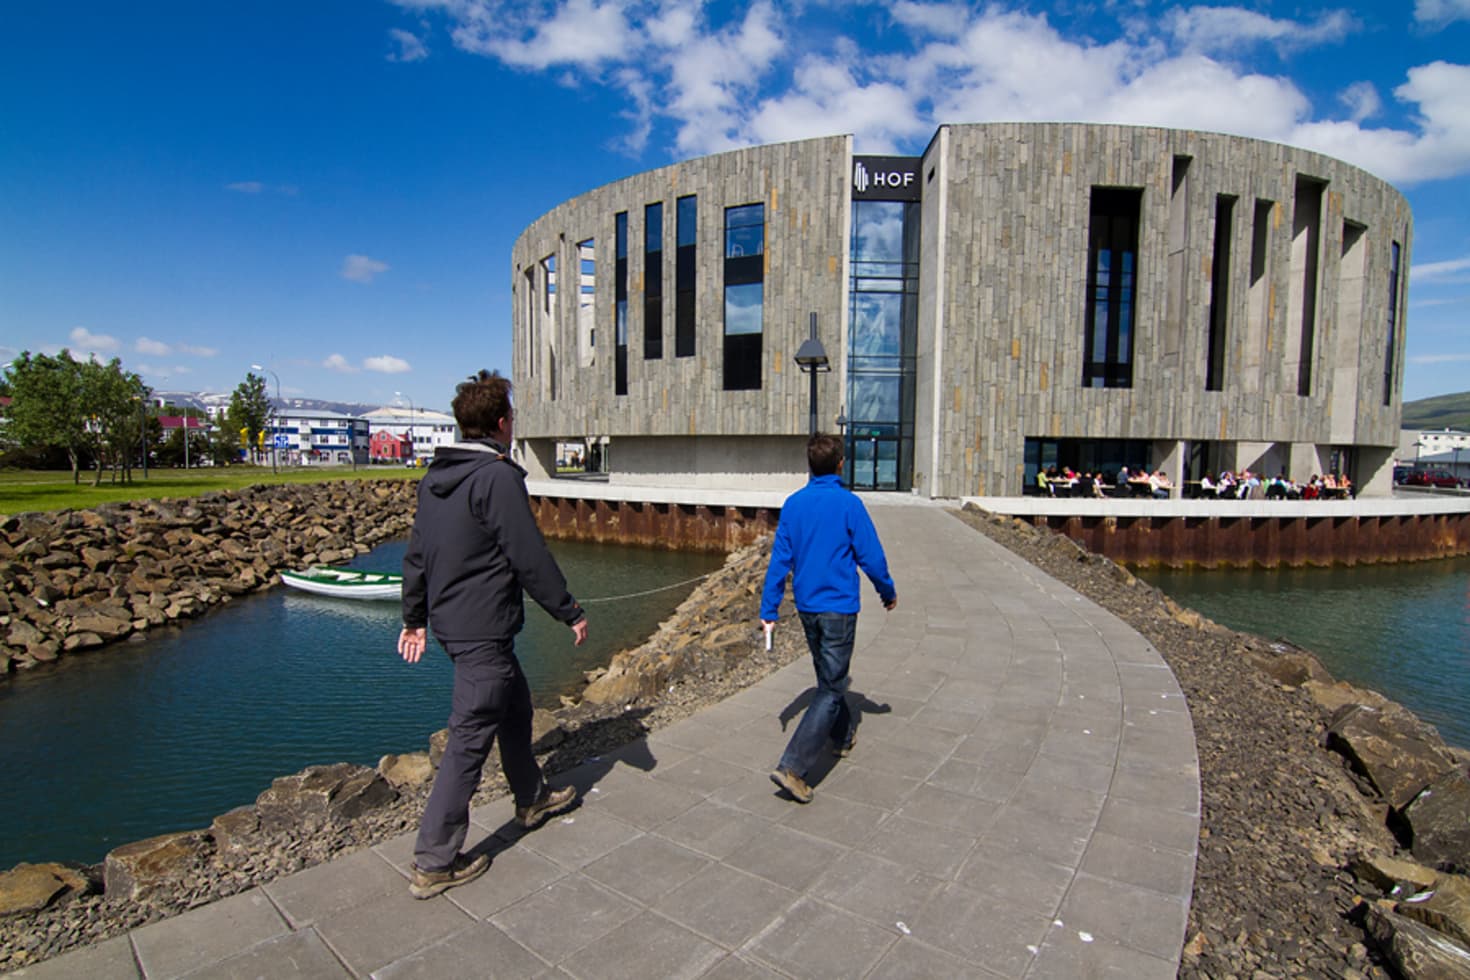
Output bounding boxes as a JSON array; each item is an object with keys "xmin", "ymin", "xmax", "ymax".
[
  {"xmin": 5, "ymin": 351, "xmax": 91, "ymax": 482},
  {"xmin": 3, "ymin": 351, "xmax": 146, "ymax": 483},
  {"xmin": 227, "ymin": 373, "xmax": 271, "ymax": 464}
]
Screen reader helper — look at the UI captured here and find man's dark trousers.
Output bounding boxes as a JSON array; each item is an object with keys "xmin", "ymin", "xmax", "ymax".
[
  {"xmin": 415, "ymin": 638, "xmax": 542, "ymax": 871},
  {"xmin": 777, "ymin": 611, "xmax": 857, "ymax": 777}
]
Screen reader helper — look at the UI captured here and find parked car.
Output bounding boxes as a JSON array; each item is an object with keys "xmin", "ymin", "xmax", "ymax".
[{"xmin": 1404, "ymin": 469, "xmax": 1461, "ymax": 488}]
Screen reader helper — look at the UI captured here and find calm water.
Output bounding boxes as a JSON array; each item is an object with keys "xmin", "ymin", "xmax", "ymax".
[
  {"xmin": 1138, "ymin": 557, "xmax": 1470, "ymax": 749},
  {"xmin": 0, "ymin": 540, "xmax": 723, "ymax": 869}
]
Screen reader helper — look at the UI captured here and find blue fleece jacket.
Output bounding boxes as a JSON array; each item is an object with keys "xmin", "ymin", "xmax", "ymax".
[{"xmin": 760, "ymin": 474, "xmax": 896, "ymax": 620}]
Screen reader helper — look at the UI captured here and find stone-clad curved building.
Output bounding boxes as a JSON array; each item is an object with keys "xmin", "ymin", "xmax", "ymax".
[{"xmin": 511, "ymin": 123, "xmax": 1412, "ymax": 498}]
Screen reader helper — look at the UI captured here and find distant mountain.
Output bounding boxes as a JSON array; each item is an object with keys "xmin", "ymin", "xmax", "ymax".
[
  {"xmin": 151, "ymin": 390, "xmax": 411, "ymax": 417},
  {"xmin": 1401, "ymin": 390, "xmax": 1470, "ymax": 431}
]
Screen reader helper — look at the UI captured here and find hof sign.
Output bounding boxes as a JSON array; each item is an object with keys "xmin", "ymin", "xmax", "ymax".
[{"xmin": 852, "ymin": 155, "xmax": 922, "ymax": 201}]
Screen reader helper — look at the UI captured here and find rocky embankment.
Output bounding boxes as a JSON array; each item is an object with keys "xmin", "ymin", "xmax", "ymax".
[
  {"xmin": 2, "ymin": 498, "xmax": 1468, "ymax": 977},
  {"xmin": 0, "ymin": 480, "xmax": 418, "ymax": 672}
]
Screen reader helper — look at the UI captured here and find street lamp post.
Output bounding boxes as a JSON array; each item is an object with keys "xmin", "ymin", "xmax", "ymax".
[
  {"xmin": 395, "ymin": 391, "xmax": 416, "ymax": 465},
  {"xmin": 251, "ymin": 364, "xmax": 281, "ymax": 473},
  {"xmin": 793, "ymin": 312, "xmax": 831, "ymax": 437}
]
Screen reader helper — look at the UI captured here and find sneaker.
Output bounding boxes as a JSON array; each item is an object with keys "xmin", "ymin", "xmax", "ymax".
[
  {"xmin": 515, "ymin": 784, "xmax": 578, "ymax": 829},
  {"xmin": 769, "ymin": 768, "xmax": 813, "ymax": 804},
  {"xmin": 834, "ymin": 734, "xmax": 856, "ymax": 758},
  {"xmin": 408, "ymin": 852, "xmax": 489, "ymax": 900}
]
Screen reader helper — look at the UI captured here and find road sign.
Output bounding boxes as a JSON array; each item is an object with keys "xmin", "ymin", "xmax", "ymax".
[{"xmin": 274, "ymin": 435, "xmax": 289, "ymax": 449}]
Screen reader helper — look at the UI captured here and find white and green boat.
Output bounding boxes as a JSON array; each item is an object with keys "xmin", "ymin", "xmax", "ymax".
[{"xmin": 279, "ymin": 567, "xmax": 402, "ymax": 601}]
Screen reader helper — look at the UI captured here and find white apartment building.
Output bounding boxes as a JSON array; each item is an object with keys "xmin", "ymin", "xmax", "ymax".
[{"xmin": 364, "ymin": 407, "xmax": 459, "ymax": 461}]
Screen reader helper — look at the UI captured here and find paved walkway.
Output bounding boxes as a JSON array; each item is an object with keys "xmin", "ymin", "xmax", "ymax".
[{"xmin": 12, "ymin": 505, "xmax": 1199, "ymax": 979}]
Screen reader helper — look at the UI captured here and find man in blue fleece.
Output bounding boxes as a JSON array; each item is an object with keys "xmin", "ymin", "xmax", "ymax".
[
  {"xmin": 761, "ymin": 433, "xmax": 897, "ymax": 803},
  {"xmin": 397, "ymin": 370, "xmax": 586, "ymax": 898}
]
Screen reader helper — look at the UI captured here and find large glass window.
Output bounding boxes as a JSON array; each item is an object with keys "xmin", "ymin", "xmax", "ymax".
[
  {"xmin": 723, "ymin": 203, "xmax": 764, "ymax": 390},
  {"xmin": 676, "ymin": 195, "xmax": 696, "ymax": 357},
  {"xmin": 577, "ymin": 238, "xmax": 595, "ymax": 365},
  {"xmin": 644, "ymin": 202, "xmax": 663, "ymax": 360},
  {"xmin": 1385, "ymin": 240, "xmax": 1401, "ymax": 404},
  {"xmin": 846, "ymin": 199, "xmax": 919, "ymax": 491},
  {"xmin": 1206, "ymin": 195, "xmax": 1235, "ymax": 391},
  {"xmin": 1083, "ymin": 188, "xmax": 1142, "ymax": 388},
  {"xmin": 615, "ymin": 212, "xmax": 628, "ymax": 396}
]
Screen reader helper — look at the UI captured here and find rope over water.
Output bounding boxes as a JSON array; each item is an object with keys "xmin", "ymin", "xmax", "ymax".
[{"xmin": 579, "ymin": 572, "xmax": 715, "ymax": 604}]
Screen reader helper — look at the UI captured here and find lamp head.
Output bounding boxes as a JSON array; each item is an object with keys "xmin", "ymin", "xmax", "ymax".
[{"xmin": 794, "ymin": 337, "xmax": 830, "ymax": 371}]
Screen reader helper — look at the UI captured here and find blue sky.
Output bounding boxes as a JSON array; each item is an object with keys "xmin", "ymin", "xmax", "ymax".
[{"xmin": 3, "ymin": 0, "xmax": 1468, "ymax": 412}]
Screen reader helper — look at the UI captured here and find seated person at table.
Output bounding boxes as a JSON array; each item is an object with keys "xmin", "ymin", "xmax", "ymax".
[{"xmin": 1149, "ymin": 469, "xmax": 1173, "ymax": 499}]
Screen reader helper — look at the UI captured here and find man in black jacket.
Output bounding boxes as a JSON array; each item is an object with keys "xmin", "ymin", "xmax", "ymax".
[{"xmin": 397, "ymin": 370, "xmax": 587, "ymax": 899}]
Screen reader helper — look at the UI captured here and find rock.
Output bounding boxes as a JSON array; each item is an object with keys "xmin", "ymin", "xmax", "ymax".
[
  {"xmin": 1246, "ymin": 647, "xmax": 1335, "ymax": 688},
  {"xmin": 1365, "ymin": 903, "xmax": 1470, "ymax": 979},
  {"xmin": 1401, "ymin": 770, "xmax": 1470, "ymax": 871},
  {"xmin": 0, "ymin": 863, "xmax": 90, "ymax": 918},
  {"xmin": 1350, "ymin": 851, "xmax": 1440, "ymax": 893},
  {"xmin": 531, "ymin": 709, "xmax": 565, "ymax": 751},
  {"xmin": 1326, "ymin": 703, "xmax": 1459, "ymax": 810},
  {"xmin": 255, "ymin": 763, "xmax": 398, "ymax": 831},
  {"xmin": 1303, "ymin": 680, "xmax": 1393, "ymax": 718},
  {"xmin": 103, "ymin": 830, "xmax": 210, "ymax": 901},
  {"xmin": 429, "ymin": 729, "xmax": 449, "ymax": 768},
  {"xmin": 377, "ymin": 752, "xmax": 434, "ymax": 790},
  {"xmin": 209, "ymin": 806, "xmax": 260, "ymax": 858},
  {"xmin": 61, "ymin": 632, "xmax": 104, "ymax": 652},
  {"xmin": 1397, "ymin": 874, "xmax": 1470, "ymax": 948},
  {"xmin": 67, "ymin": 612, "xmax": 132, "ymax": 641}
]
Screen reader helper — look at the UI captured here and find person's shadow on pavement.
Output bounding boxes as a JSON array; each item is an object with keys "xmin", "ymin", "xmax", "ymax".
[{"xmin": 775, "ymin": 690, "xmax": 891, "ymax": 789}]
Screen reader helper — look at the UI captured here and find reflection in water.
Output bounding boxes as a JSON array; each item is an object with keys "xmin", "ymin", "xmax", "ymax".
[
  {"xmin": 0, "ymin": 538, "xmax": 723, "ymax": 868},
  {"xmin": 1138, "ymin": 557, "xmax": 1470, "ymax": 749}
]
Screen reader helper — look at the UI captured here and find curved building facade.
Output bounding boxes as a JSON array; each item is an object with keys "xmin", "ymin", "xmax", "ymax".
[{"xmin": 511, "ymin": 123, "xmax": 1412, "ymax": 498}]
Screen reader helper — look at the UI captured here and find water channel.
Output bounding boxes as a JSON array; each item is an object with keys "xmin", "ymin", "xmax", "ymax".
[
  {"xmin": 0, "ymin": 539, "xmax": 724, "ymax": 870},
  {"xmin": 1138, "ymin": 555, "xmax": 1470, "ymax": 749}
]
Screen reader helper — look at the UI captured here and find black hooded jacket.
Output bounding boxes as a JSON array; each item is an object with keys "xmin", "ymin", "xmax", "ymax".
[{"xmin": 401, "ymin": 440, "xmax": 582, "ymax": 643}]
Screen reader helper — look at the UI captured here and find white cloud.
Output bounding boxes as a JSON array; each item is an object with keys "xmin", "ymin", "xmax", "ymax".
[
  {"xmin": 341, "ymin": 254, "xmax": 390, "ymax": 283},
  {"xmin": 1413, "ymin": 255, "xmax": 1470, "ymax": 283},
  {"xmin": 388, "ymin": 27, "xmax": 429, "ymax": 62},
  {"xmin": 364, "ymin": 355, "xmax": 412, "ymax": 374},
  {"xmin": 890, "ymin": 1, "xmax": 969, "ymax": 38},
  {"xmin": 1415, "ymin": 0, "xmax": 1470, "ymax": 27},
  {"xmin": 398, "ymin": 1, "xmax": 1470, "ymax": 187},
  {"xmin": 69, "ymin": 327, "xmax": 119, "ymax": 353},
  {"xmin": 1338, "ymin": 81, "xmax": 1381, "ymax": 123},
  {"xmin": 136, "ymin": 337, "xmax": 172, "ymax": 356},
  {"xmin": 323, "ymin": 354, "xmax": 358, "ymax": 373},
  {"xmin": 1292, "ymin": 61, "xmax": 1470, "ymax": 184},
  {"xmin": 225, "ymin": 181, "xmax": 264, "ymax": 194},
  {"xmin": 1407, "ymin": 351, "xmax": 1470, "ymax": 364},
  {"xmin": 179, "ymin": 343, "xmax": 219, "ymax": 357},
  {"xmin": 1162, "ymin": 6, "xmax": 1356, "ymax": 56},
  {"xmin": 437, "ymin": 0, "xmax": 636, "ymax": 68}
]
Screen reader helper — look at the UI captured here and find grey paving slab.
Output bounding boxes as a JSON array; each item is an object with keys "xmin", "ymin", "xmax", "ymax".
[
  {"xmin": 371, "ymin": 922, "xmax": 550, "ymax": 979},
  {"xmin": 131, "ymin": 890, "xmax": 288, "ymax": 979},
  {"xmin": 24, "ymin": 503, "xmax": 1201, "ymax": 980},
  {"xmin": 6, "ymin": 934, "xmax": 140, "ymax": 979},
  {"xmin": 182, "ymin": 928, "xmax": 350, "ymax": 980}
]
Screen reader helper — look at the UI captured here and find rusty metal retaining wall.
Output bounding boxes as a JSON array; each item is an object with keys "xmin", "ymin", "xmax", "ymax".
[
  {"xmin": 1024, "ymin": 511, "xmax": 1470, "ymax": 568},
  {"xmin": 529, "ymin": 495, "xmax": 778, "ymax": 553}
]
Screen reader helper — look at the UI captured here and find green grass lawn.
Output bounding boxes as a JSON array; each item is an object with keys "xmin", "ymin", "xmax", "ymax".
[{"xmin": 0, "ymin": 465, "xmax": 421, "ymax": 516}]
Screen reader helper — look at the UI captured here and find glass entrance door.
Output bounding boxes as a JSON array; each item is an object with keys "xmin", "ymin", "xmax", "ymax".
[
  {"xmin": 847, "ymin": 431, "xmax": 901, "ymax": 491},
  {"xmin": 846, "ymin": 198, "xmax": 919, "ymax": 491}
]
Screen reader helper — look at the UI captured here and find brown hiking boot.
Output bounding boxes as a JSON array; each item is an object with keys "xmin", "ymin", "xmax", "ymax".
[
  {"xmin": 408, "ymin": 851, "xmax": 489, "ymax": 899},
  {"xmin": 515, "ymin": 784, "xmax": 578, "ymax": 828},
  {"xmin": 770, "ymin": 768, "xmax": 813, "ymax": 803},
  {"xmin": 834, "ymin": 733, "xmax": 856, "ymax": 758}
]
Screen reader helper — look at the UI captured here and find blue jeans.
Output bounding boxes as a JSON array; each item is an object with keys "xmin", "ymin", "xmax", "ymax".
[{"xmin": 778, "ymin": 611, "xmax": 856, "ymax": 778}]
